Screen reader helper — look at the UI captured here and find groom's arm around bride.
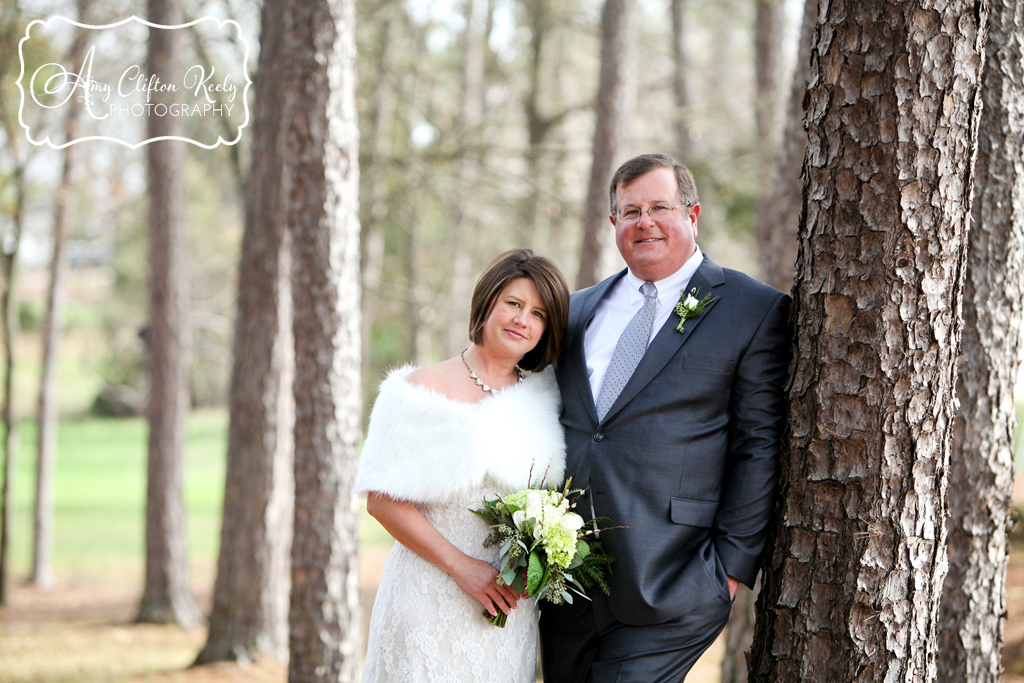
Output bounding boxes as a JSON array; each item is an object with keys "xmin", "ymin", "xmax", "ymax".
[{"xmin": 540, "ymin": 153, "xmax": 790, "ymax": 683}]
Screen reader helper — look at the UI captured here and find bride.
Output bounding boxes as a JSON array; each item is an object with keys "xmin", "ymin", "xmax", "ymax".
[{"xmin": 355, "ymin": 248, "xmax": 570, "ymax": 682}]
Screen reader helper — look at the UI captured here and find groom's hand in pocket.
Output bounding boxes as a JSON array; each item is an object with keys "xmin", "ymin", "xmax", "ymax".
[{"xmin": 727, "ymin": 575, "xmax": 739, "ymax": 601}]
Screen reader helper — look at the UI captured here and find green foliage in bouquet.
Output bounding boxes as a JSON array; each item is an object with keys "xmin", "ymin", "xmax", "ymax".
[{"xmin": 472, "ymin": 478, "xmax": 622, "ymax": 627}]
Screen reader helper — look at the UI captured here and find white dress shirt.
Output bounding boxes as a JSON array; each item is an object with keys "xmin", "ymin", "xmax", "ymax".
[{"xmin": 584, "ymin": 248, "xmax": 705, "ymax": 403}]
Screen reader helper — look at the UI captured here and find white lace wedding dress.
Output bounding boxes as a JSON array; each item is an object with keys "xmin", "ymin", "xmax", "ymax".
[
  {"xmin": 362, "ymin": 484, "xmax": 537, "ymax": 682},
  {"xmin": 354, "ymin": 365, "xmax": 566, "ymax": 683}
]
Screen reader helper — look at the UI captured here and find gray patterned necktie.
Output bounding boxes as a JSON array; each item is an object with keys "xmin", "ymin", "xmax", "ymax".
[{"xmin": 596, "ymin": 281, "xmax": 658, "ymax": 421}]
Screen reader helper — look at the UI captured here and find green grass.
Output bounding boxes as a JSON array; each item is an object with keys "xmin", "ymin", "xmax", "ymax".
[
  {"xmin": 8, "ymin": 410, "xmax": 228, "ymax": 583},
  {"xmin": 5, "ymin": 409, "xmax": 391, "ymax": 587}
]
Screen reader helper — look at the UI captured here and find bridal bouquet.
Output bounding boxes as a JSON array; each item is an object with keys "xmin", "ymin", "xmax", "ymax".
[{"xmin": 471, "ymin": 479, "xmax": 619, "ymax": 627}]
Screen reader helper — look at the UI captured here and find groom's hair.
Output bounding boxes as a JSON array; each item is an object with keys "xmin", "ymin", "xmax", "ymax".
[
  {"xmin": 609, "ymin": 153, "xmax": 699, "ymax": 213},
  {"xmin": 468, "ymin": 248, "xmax": 570, "ymax": 372}
]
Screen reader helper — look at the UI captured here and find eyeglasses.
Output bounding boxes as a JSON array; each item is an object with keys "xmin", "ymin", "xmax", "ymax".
[{"xmin": 614, "ymin": 204, "xmax": 689, "ymax": 225}]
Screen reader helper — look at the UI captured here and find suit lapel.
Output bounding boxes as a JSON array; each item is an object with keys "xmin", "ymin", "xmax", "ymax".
[
  {"xmin": 568, "ymin": 272, "xmax": 625, "ymax": 425},
  {"xmin": 600, "ymin": 256, "xmax": 726, "ymax": 425}
]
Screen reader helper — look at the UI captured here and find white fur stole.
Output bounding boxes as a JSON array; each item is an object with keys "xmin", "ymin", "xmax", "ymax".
[{"xmin": 354, "ymin": 365, "xmax": 566, "ymax": 504}]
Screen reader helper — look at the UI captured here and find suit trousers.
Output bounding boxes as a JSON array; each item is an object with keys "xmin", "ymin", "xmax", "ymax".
[{"xmin": 539, "ymin": 590, "xmax": 732, "ymax": 683}]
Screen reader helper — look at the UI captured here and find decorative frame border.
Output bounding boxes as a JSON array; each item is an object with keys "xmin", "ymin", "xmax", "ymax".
[{"xmin": 17, "ymin": 15, "xmax": 252, "ymax": 149}]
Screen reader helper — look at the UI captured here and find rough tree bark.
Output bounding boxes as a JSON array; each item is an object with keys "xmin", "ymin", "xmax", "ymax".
[
  {"xmin": 756, "ymin": 0, "xmax": 817, "ymax": 295},
  {"xmin": 749, "ymin": 2, "xmax": 988, "ymax": 682},
  {"xmin": 195, "ymin": 0, "xmax": 294, "ymax": 663},
  {"xmin": 136, "ymin": 0, "xmax": 201, "ymax": 626},
  {"xmin": 575, "ymin": 0, "xmax": 637, "ymax": 289},
  {"xmin": 285, "ymin": 0, "xmax": 362, "ymax": 677},
  {"xmin": 936, "ymin": 2, "xmax": 1024, "ymax": 681}
]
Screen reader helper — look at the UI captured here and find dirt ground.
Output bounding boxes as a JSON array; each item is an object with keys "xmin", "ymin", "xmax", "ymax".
[
  {"xmin": 0, "ymin": 544, "xmax": 725, "ymax": 683},
  {"xmin": 0, "ymin": 544, "xmax": 1021, "ymax": 683}
]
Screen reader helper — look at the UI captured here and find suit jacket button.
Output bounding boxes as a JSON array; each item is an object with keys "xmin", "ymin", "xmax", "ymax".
[{"xmin": 593, "ymin": 433, "xmax": 604, "ymax": 442}]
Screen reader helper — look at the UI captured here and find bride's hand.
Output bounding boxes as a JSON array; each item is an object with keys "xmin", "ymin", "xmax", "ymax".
[{"xmin": 451, "ymin": 556, "xmax": 522, "ymax": 617}]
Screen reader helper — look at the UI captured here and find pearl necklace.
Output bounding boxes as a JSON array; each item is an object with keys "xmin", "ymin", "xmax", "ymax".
[{"xmin": 461, "ymin": 349, "xmax": 524, "ymax": 394}]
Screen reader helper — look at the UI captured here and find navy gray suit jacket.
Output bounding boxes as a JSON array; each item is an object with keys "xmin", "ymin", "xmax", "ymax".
[{"xmin": 556, "ymin": 254, "xmax": 790, "ymax": 625}]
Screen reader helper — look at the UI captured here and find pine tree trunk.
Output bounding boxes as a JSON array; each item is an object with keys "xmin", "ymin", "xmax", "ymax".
[
  {"xmin": 749, "ymin": 2, "xmax": 988, "ymax": 682},
  {"xmin": 575, "ymin": 0, "xmax": 637, "ymax": 290},
  {"xmin": 753, "ymin": 0, "xmax": 785, "ymax": 183},
  {"xmin": 670, "ymin": 0, "xmax": 690, "ymax": 160},
  {"xmin": 722, "ymin": 578, "xmax": 758, "ymax": 683},
  {"xmin": 0, "ymin": 162, "xmax": 23, "ymax": 607},
  {"xmin": 445, "ymin": 0, "xmax": 488, "ymax": 356},
  {"xmin": 360, "ymin": 8, "xmax": 396, "ymax": 388},
  {"xmin": 285, "ymin": 0, "xmax": 362, "ymax": 677},
  {"xmin": 196, "ymin": 0, "xmax": 294, "ymax": 662},
  {"xmin": 936, "ymin": 3, "xmax": 1024, "ymax": 681},
  {"xmin": 137, "ymin": 0, "xmax": 201, "ymax": 627},
  {"xmin": 521, "ymin": 0, "xmax": 559, "ymax": 251},
  {"xmin": 32, "ymin": 105, "xmax": 77, "ymax": 591},
  {"xmin": 750, "ymin": 0, "xmax": 785, "ymax": 297},
  {"xmin": 0, "ymin": 4, "xmax": 28, "ymax": 603},
  {"xmin": 32, "ymin": 3, "xmax": 92, "ymax": 589},
  {"xmin": 756, "ymin": 0, "xmax": 816, "ymax": 294}
]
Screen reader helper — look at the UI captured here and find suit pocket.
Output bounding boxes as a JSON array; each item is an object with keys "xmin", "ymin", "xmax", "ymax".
[
  {"xmin": 670, "ymin": 497, "xmax": 718, "ymax": 527},
  {"xmin": 680, "ymin": 355, "xmax": 735, "ymax": 374}
]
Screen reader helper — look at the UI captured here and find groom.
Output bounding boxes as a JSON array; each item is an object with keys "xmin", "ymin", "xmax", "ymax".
[{"xmin": 540, "ymin": 154, "xmax": 790, "ymax": 682}]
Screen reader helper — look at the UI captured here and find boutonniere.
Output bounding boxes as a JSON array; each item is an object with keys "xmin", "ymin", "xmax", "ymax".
[{"xmin": 674, "ymin": 287, "xmax": 717, "ymax": 333}]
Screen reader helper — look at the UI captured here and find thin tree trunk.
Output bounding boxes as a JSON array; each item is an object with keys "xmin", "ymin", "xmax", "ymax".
[
  {"xmin": 445, "ymin": 0, "xmax": 488, "ymax": 356},
  {"xmin": 520, "ymin": 0, "xmax": 575, "ymax": 252},
  {"xmin": 936, "ymin": 3, "xmax": 1024, "ymax": 681},
  {"xmin": 670, "ymin": 0, "xmax": 690, "ymax": 160},
  {"xmin": 32, "ymin": 1, "xmax": 93, "ymax": 589},
  {"xmin": 750, "ymin": 0, "xmax": 786, "ymax": 293},
  {"xmin": 749, "ymin": 2, "xmax": 988, "ymax": 682},
  {"xmin": 361, "ymin": 9, "xmax": 396, "ymax": 386},
  {"xmin": 406, "ymin": 187, "xmax": 432, "ymax": 366},
  {"xmin": 722, "ymin": 578, "xmax": 758, "ymax": 683},
  {"xmin": 754, "ymin": 0, "xmax": 784, "ymax": 160},
  {"xmin": 575, "ymin": 0, "xmax": 637, "ymax": 289},
  {"xmin": 756, "ymin": 0, "xmax": 816, "ymax": 294},
  {"xmin": 521, "ymin": 0, "xmax": 551, "ymax": 250},
  {"xmin": 285, "ymin": 0, "xmax": 362, "ymax": 677},
  {"xmin": 0, "ymin": 161, "xmax": 23, "ymax": 607},
  {"xmin": 32, "ymin": 113, "xmax": 74, "ymax": 591},
  {"xmin": 0, "ymin": 418, "xmax": 12, "ymax": 604},
  {"xmin": 195, "ymin": 0, "xmax": 294, "ymax": 662},
  {"xmin": 137, "ymin": 0, "xmax": 201, "ymax": 627},
  {"xmin": 0, "ymin": 6, "xmax": 28, "ymax": 602}
]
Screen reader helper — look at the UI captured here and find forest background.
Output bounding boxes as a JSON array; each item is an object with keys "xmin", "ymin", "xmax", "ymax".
[{"xmin": 2, "ymin": 0, "xmax": 1024, "ymax": 681}]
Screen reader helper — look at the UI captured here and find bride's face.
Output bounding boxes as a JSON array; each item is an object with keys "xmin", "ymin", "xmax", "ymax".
[{"xmin": 481, "ymin": 277, "xmax": 548, "ymax": 359}]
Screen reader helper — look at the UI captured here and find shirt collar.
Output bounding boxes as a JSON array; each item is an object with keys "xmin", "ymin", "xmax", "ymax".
[{"xmin": 624, "ymin": 247, "xmax": 704, "ymax": 306}]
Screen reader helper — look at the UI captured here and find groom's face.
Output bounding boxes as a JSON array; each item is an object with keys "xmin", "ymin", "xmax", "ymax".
[{"xmin": 611, "ymin": 167, "xmax": 700, "ymax": 282}]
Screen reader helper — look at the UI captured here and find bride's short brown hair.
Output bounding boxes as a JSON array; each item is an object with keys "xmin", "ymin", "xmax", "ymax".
[{"xmin": 468, "ymin": 249, "xmax": 570, "ymax": 372}]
